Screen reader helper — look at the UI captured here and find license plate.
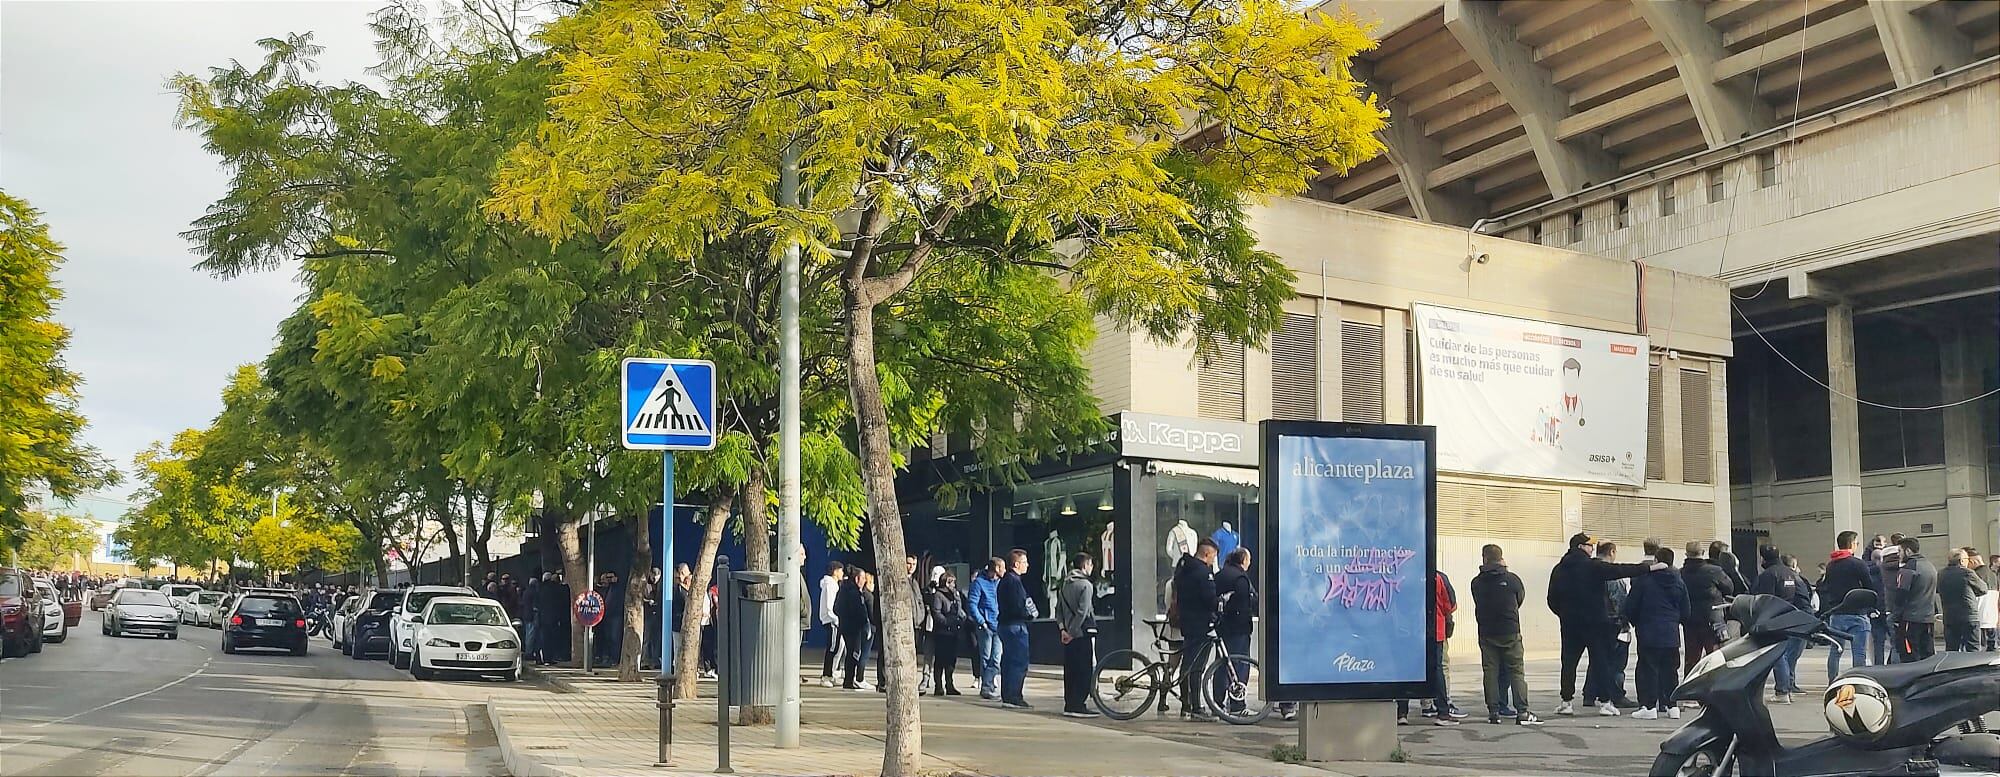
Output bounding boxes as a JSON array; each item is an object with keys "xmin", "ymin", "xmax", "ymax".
[
  {"xmin": 258, "ymin": 618, "xmax": 285, "ymax": 626},
  {"xmin": 456, "ymin": 652, "xmax": 491, "ymax": 661}
]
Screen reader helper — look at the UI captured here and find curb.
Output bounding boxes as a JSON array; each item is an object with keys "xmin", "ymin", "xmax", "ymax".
[
  {"xmin": 522, "ymin": 665, "xmax": 581, "ymax": 694},
  {"xmin": 487, "ymin": 703, "xmax": 571, "ymax": 777}
]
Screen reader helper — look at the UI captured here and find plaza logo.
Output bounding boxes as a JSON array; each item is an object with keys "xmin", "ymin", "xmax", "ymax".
[
  {"xmin": 1290, "ymin": 455, "xmax": 1417, "ymax": 484},
  {"xmin": 1330, "ymin": 653, "xmax": 1377, "ymax": 672}
]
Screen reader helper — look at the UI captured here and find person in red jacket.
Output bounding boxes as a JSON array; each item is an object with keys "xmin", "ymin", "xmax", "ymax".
[{"xmin": 1398, "ymin": 570, "xmax": 1468, "ymax": 725}]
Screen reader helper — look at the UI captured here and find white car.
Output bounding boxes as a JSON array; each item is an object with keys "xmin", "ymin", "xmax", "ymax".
[
  {"xmin": 409, "ymin": 596, "xmax": 521, "ymax": 682},
  {"xmin": 34, "ymin": 581, "xmax": 67, "ymax": 644},
  {"xmin": 389, "ymin": 585, "xmax": 477, "ymax": 669},
  {"xmin": 160, "ymin": 583, "xmax": 202, "ymax": 601},
  {"xmin": 179, "ymin": 590, "xmax": 227, "ymax": 626}
]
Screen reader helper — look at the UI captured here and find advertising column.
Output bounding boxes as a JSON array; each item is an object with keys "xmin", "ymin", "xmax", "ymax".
[{"xmin": 1261, "ymin": 421, "xmax": 1437, "ymax": 704}]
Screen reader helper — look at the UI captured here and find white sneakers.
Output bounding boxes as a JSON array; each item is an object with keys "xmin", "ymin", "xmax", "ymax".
[
  {"xmin": 1669, "ymin": 706, "xmax": 1682, "ymax": 720},
  {"xmin": 1632, "ymin": 707, "xmax": 1659, "ymax": 720},
  {"xmin": 1555, "ymin": 701, "xmax": 1575, "ymax": 716},
  {"xmin": 819, "ymin": 677, "xmax": 836, "ymax": 687},
  {"xmin": 1598, "ymin": 702, "xmax": 1620, "ymax": 717}
]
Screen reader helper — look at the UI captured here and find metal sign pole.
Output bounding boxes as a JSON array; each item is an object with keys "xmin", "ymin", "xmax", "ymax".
[
  {"xmin": 584, "ymin": 508, "xmax": 595, "ymax": 675},
  {"xmin": 656, "ymin": 454, "xmax": 676, "ymax": 766}
]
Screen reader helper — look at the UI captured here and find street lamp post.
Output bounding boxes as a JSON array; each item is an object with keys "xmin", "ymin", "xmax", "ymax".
[{"xmin": 775, "ymin": 141, "xmax": 803, "ymax": 748}]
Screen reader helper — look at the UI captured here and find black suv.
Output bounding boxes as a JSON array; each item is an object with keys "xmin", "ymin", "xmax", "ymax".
[
  {"xmin": 223, "ymin": 593, "xmax": 308, "ymax": 655},
  {"xmin": 345, "ymin": 591, "xmax": 402, "ymax": 659}
]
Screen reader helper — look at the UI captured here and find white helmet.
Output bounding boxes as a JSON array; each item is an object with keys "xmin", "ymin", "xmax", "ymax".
[{"xmin": 1824, "ymin": 677, "xmax": 1894, "ymax": 740}]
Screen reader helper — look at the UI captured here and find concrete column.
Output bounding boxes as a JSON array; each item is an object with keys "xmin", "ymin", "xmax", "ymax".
[
  {"xmin": 1385, "ymin": 309, "xmax": 1410, "ymax": 424},
  {"xmin": 1825, "ymin": 303, "xmax": 1865, "ymax": 540},
  {"xmin": 1710, "ymin": 359, "xmax": 1734, "ymax": 539},
  {"xmin": 1444, "ymin": 0, "xmax": 1620, "ymax": 195},
  {"xmin": 1939, "ymin": 324, "xmax": 1994, "ymax": 552},
  {"xmin": 1868, "ymin": 0, "xmax": 1974, "ymax": 88},
  {"xmin": 1632, "ymin": 0, "xmax": 1773, "ymax": 147},
  {"xmin": 1357, "ymin": 64, "xmax": 1483, "ymax": 225}
]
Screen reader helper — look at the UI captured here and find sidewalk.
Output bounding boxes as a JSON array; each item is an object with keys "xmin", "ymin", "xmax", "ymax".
[
  {"xmin": 490, "ymin": 649, "xmax": 1849, "ymax": 777},
  {"xmin": 494, "ymin": 666, "xmax": 1359, "ymax": 777}
]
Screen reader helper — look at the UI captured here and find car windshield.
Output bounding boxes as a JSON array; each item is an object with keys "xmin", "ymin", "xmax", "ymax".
[
  {"xmin": 404, "ymin": 591, "xmax": 461, "ymax": 614},
  {"xmin": 368, "ymin": 593, "xmax": 399, "ymax": 611},
  {"xmin": 428, "ymin": 602, "xmax": 507, "ymax": 626},
  {"xmin": 117, "ymin": 589, "xmax": 171, "ymax": 606},
  {"xmin": 0, "ymin": 574, "xmax": 22, "ymax": 599},
  {"xmin": 237, "ymin": 596, "xmax": 302, "ymax": 617},
  {"xmin": 198, "ymin": 592, "xmax": 224, "ymax": 604}
]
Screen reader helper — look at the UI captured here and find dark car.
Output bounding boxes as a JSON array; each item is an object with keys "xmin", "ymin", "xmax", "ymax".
[
  {"xmin": 223, "ymin": 593, "xmax": 308, "ymax": 656},
  {"xmin": 346, "ymin": 591, "xmax": 402, "ymax": 660},
  {"xmin": 1, "ymin": 567, "xmax": 45, "ymax": 657},
  {"xmin": 104, "ymin": 587, "xmax": 181, "ymax": 638}
]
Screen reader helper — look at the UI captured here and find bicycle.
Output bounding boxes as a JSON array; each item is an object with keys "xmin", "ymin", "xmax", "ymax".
[{"xmin": 1091, "ymin": 617, "xmax": 1269, "ymax": 724}]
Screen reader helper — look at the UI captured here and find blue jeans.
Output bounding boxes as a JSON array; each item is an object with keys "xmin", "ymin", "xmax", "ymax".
[
  {"xmin": 1773, "ymin": 637, "xmax": 1805, "ymax": 693},
  {"xmin": 524, "ymin": 621, "xmax": 540, "ymax": 662},
  {"xmin": 1000, "ymin": 622, "xmax": 1031, "ymax": 704},
  {"xmin": 975, "ymin": 625, "xmax": 1002, "ymax": 695},
  {"xmin": 1827, "ymin": 613, "xmax": 1870, "ymax": 683},
  {"xmin": 1872, "ymin": 613, "xmax": 1894, "ymax": 664}
]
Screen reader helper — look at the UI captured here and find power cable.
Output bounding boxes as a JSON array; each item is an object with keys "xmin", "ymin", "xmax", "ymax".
[{"xmin": 1731, "ymin": 302, "xmax": 2000, "ymax": 411}]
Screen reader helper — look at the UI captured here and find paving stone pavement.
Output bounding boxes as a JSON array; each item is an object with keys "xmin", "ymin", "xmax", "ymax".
[{"xmin": 490, "ymin": 646, "xmax": 1899, "ymax": 777}]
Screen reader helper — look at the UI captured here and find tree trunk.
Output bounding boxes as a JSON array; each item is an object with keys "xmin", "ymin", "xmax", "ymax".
[
  {"xmin": 620, "ymin": 512, "xmax": 652, "ymax": 682},
  {"xmin": 843, "ymin": 294, "xmax": 921, "ymax": 776},
  {"xmin": 473, "ymin": 496, "xmax": 495, "ymax": 576},
  {"xmin": 676, "ymin": 494, "xmax": 733, "ymax": 701},
  {"xmin": 557, "ymin": 512, "xmax": 589, "ymax": 667},
  {"xmin": 438, "ymin": 498, "xmax": 464, "ymax": 586},
  {"xmin": 738, "ymin": 471, "xmax": 774, "ymax": 724}
]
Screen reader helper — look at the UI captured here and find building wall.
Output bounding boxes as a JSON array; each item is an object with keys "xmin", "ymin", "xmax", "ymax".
[{"xmin": 1094, "ymin": 197, "xmax": 1736, "ymax": 655}]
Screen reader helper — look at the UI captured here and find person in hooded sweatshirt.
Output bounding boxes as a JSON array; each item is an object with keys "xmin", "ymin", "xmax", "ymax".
[
  {"xmin": 1546, "ymin": 533, "xmax": 1654, "ymax": 717},
  {"xmin": 1622, "ymin": 547, "xmax": 1689, "ymax": 720},
  {"xmin": 1820, "ymin": 530, "xmax": 1875, "ymax": 681},
  {"xmin": 1753, "ymin": 545, "xmax": 1808, "ymax": 701},
  {"xmin": 1472, "ymin": 543, "xmax": 1542, "ymax": 726}
]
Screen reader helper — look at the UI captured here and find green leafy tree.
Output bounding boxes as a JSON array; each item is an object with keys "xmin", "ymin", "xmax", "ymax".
[
  {"xmin": 0, "ymin": 191, "xmax": 117, "ymax": 546},
  {"xmin": 493, "ymin": 1, "xmax": 1385, "ymax": 769},
  {"xmin": 7, "ymin": 509, "xmax": 97, "ymax": 570}
]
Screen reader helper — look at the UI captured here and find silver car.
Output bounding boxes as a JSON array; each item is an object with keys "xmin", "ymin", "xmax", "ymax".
[{"xmin": 104, "ymin": 588, "xmax": 180, "ymax": 639}]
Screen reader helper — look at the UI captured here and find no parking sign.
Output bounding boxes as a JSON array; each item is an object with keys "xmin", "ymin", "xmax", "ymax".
[{"xmin": 574, "ymin": 590, "xmax": 606, "ymax": 628}]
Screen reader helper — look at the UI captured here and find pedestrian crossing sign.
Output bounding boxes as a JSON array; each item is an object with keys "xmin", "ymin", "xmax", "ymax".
[{"xmin": 620, "ymin": 358, "xmax": 717, "ymax": 450}]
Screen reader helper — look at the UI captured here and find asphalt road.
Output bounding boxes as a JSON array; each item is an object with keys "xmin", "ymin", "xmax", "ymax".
[{"xmin": 0, "ymin": 609, "xmax": 543, "ymax": 777}]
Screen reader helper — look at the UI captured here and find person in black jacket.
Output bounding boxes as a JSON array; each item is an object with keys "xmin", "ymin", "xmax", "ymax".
[
  {"xmin": 833, "ymin": 571, "xmax": 872, "ymax": 689},
  {"xmin": 1891, "ymin": 538, "xmax": 1940, "ymax": 661},
  {"xmin": 928, "ymin": 571, "xmax": 967, "ymax": 695},
  {"xmin": 1212, "ymin": 548, "xmax": 1256, "ymax": 716},
  {"xmin": 1821, "ymin": 531, "xmax": 1874, "ymax": 681},
  {"xmin": 1939, "ymin": 549, "xmax": 1989, "ymax": 653},
  {"xmin": 1680, "ymin": 541, "xmax": 1733, "ymax": 674},
  {"xmin": 1546, "ymin": 533, "xmax": 1654, "ymax": 716},
  {"xmin": 1172, "ymin": 539, "xmax": 1221, "ymax": 720},
  {"xmin": 997, "ymin": 549, "xmax": 1036, "ymax": 709},
  {"xmin": 1471, "ymin": 544, "xmax": 1542, "ymax": 726},
  {"xmin": 535, "ymin": 570, "xmax": 572, "ymax": 665},
  {"xmin": 1753, "ymin": 546, "xmax": 1808, "ymax": 700},
  {"xmin": 1711, "ymin": 540, "xmax": 1751, "ymax": 599},
  {"xmin": 1622, "ymin": 547, "xmax": 1690, "ymax": 719}
]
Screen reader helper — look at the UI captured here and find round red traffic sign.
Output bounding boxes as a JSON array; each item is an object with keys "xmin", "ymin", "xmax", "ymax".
[{"xmin": 574, "ymin": 591, "xmax": 605, "ymax": 627}]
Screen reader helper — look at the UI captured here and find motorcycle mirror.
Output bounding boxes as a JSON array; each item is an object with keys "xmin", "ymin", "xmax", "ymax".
[
  {"xmin": 1728, "ymin": 594, "xmax": 1760, "ymax": 624},
  {"xmin": 1831, "ymin": 588, "xmax": 1878, "ymax": 615}
]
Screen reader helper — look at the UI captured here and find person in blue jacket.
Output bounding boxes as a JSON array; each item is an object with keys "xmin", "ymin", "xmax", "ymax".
[
  {"xmin": 966, "ymin": 557, "xmax": 1003, "ymax": 699},
  {"xmin": 1622, "ymin": 547, "xmax": 1691, "ymax": 720}
]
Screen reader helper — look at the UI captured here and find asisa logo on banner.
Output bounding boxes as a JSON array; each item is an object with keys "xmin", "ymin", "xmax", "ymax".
[{"xmin": 1262, "ymin": 422, "xmax": 1438, "ymax": 702}]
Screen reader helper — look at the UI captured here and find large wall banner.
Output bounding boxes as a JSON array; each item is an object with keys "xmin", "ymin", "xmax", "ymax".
[
  {"xmin": 1260, "ymin": 421, "xmax": 1436, "ymax": 702},
  {"xmin": 1410, "ymin": 304, "xmax": 1649, "ymax": 487}
]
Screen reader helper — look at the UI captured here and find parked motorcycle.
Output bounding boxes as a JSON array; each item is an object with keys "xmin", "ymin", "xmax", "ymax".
[
  {"xmin": 1653, "ymin": 589, "xmax": 2000, "ymax": 776},
  {"xmin": 306, "ymin": 606, "xmax": 332, "ymax": 639}
]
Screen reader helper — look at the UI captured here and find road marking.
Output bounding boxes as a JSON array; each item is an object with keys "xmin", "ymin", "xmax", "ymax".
[{"xmin": 29, "ymin": 658, "xmax": 211, "ymax": 729}]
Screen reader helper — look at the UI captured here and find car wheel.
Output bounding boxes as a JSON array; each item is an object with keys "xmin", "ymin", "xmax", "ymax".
[
  {"xmin": 167, "ymin": 630, "xmax": 178, "ymax": 640},
  {"xmin": 1, "ymin": 637, "xmax": 16, "ymax": 658},
  {"xmin": 393, "ymin": 649, "xmax": 410, "ymax": 670},
  {"xmin": 222, "ymin": 635, "xmax": 235, "ymax": 654},
  {"xmin": 350, "ymin": 643, "xmax": 367, "ymax": 660},
  {"xmin": 29, "ymin": 628, "xmax": 43, "ymax": 653},
  {"xmin": 502, "ymin": 667, "xmax": 520, "ymax": 682},
  {"xmin": 48, "ymin": 621, "xmax": 66, "ymax": 644},
  {"xmin": 411, "ymin": 647, "xmax": 433, "ymax": 680}
]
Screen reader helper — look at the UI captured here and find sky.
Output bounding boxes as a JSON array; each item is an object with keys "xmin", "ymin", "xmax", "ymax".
[{"xmin": 3, "ymin": 1, "xmax": 381, "ymax": 506}]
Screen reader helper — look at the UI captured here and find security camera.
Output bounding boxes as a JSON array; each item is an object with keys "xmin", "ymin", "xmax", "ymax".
[{"xmin": 1472, "ymin": 252, "xmax": 1490, "ymax": 264}]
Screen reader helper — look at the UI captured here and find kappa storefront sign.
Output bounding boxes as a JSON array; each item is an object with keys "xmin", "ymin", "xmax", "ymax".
[
  {"xmin": 1411, "ymin": 304, "xmax": 1649, "ymax": 487},
  {"xmin": 1116, "ymin": 412, "xmax": 1257, "ymax": 466}
]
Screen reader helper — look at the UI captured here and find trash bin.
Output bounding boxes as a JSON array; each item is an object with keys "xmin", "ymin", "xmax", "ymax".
[{"xmin": 725, "ymin": 570, "xmax": 789, "ymax": 707}]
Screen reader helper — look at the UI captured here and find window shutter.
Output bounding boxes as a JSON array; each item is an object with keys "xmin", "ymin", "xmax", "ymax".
[
  {"xmin": 1681, "ymin": 369, "xmax": 1712, "ymax": 484},
  {"xmin": 1340, "ymin": 320, "xmax": 1385, "ymax": 423},
  {"xmin": 1270, "ymin": 313, "xmax": 1318, "ymax": 420},
  {"xmin": 1646, "ymin": 365, "xmax": 1665, "ymax": 480},
  {"xmin": 1198, "ymin": 342, "xmax": 1246, "ymax": 421}
]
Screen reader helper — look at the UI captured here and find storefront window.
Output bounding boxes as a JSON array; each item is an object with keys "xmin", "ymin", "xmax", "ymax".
[
  {"xmin": 1151, "ymin": 464, "xmax": 1259, "ymax": 615},
  {"xmin": 997, "ymin": 467, "xmax": 1115, "ymax": 620}
]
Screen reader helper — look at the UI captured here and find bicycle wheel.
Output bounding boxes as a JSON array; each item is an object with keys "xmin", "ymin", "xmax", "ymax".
[
  {"xmin": 1092, "ymin": 648, "xmax": 1161, "ymax": 720},
  {"xmin": 1201, "ymin": 653, "xmax": 1271, "ymax": 725}
]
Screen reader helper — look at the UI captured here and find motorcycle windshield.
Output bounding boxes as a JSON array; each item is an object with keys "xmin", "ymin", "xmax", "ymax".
[{"xmin": 1737, "ymin": 594, "xmax": 1821, "ymax": 639}]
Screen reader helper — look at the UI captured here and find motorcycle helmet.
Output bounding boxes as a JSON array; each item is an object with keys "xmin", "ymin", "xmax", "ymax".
[{"xmin": 1824, "ymin": 677, "xmax": 1894, "ymax": 740}]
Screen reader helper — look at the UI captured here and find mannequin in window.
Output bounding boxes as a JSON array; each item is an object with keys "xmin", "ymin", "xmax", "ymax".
[
  {"xmin": 1043, "ymin": 530, "xmax": 1068, "ymax": 609},
  {"xmin": 1165, "ymin": 519, "xmax": 1197, "ymax": 560},
  {"xmin": 1100, "ymin": 522, "xmax": 1115, "ymax": 573},
  {"xmin": 1212, "ymin": 521, "xmax": 1239, "ymax": 559}
]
